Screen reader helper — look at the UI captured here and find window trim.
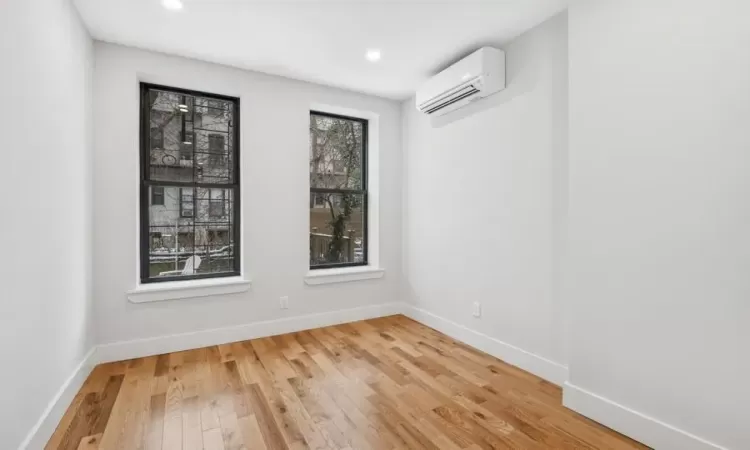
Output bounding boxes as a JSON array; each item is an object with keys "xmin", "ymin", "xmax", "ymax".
[
  {"xmin": 139, "ymin": 82, "xmax": 241, "ymax": 284},
  {"xmin": 309, "ymin": 110, "xmax": 368, "ymax": 270}
]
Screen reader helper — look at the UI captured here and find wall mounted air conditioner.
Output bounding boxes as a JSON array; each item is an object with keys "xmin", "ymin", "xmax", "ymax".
[{"xmin": 416, "ymin": 47, "xmax": 506, "ymax": 116}]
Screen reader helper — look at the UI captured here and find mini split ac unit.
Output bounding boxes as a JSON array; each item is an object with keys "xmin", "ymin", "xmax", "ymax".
[{"xmin": 416, "ymin": 47, "xmax": 506, "ymax": 116}]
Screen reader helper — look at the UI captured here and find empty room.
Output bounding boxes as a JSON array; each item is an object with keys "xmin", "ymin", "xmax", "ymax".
[{"xmin": 1, "ymin": 0, "xmax": 746, "ymax": 449}]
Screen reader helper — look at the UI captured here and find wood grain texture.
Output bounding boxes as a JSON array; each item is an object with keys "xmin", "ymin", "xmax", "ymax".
[{"xmin": 46, "ymin": 315, "xmax": 649, "ymax": 450}]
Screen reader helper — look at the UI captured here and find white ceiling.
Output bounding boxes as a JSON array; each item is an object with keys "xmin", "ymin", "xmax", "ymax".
[{"xmin": 74, "ymin": 0, "xmax": 567, "ymax": 100}]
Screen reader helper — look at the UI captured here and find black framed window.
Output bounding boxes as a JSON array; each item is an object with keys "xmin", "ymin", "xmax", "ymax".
[
  {"xmin": 140, "ymin": 83, "xmax": 240, "ymax": 283},
  {"xmin": 309, "ymin": 111, "xmax": 367, "ymax": 269},
  {"xmin": 151, "ymin": 186, "xmax": 165, "ymax": 206}
]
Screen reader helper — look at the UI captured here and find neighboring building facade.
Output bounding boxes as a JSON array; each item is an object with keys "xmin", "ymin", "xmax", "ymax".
[{"xmin": 147, "ymin": 92, "xmax": 235, "ymax": 275}]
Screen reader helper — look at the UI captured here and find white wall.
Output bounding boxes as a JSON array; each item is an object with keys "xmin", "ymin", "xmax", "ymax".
[
  {"xmin": 0, "ymin": 0, "xmax": 94, "ymax": 447},
  {"xmin": 93, "ymin": 43, "xmax": 403, "ymax": 346},
  {"xmin": 566, "ymin": 1, "xmax": 750, "ymax": 448},
  {"xmin": 402, "ymin": 13, "xmax": 568, "ymax": 369}
]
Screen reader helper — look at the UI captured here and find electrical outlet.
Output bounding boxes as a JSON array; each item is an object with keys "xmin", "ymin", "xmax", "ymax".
[
  {"xmin": 472, "ymin": 302, "xmax": 482, "ymax": 318},
  {"xmin": 280, "ymin": 296, "xmax": 289, "ymax": 310}
]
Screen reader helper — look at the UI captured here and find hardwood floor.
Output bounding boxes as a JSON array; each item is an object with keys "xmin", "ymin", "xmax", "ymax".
[{"xmin": 46, "ymin": 315, "xmax": 648, "ymax": 449}]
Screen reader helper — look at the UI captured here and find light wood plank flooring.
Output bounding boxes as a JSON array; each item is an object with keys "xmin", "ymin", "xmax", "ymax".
[{"xmin": 46, "ymin": 315, "xmax": 648, "ymax": 449}]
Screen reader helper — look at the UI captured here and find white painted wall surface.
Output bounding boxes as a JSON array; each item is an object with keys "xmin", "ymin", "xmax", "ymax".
[
  {"xmin": 92, "ymin": 43, "xmax": 403, "ymax": 345},
  {"xmin": 567, "ymin": 1, "xmax": 750, "ymax": 448},
  {"xmin": 0, "ymin": 0, "xmax": 94, "ymax": 447},
  {"xmin": 402, "ymin": 14, "xmax": 568, "ymax": 367}
]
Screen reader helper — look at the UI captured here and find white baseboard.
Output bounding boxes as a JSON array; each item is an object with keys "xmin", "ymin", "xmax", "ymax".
[
  {"xmin": 95, "ymin": 302, "xmax": 405, "ymax": 363},
  {"xmin": 563, "ymin": 382, "xmax": 727, "ymax": 450},
  {"xmin": 19, "ymin": 347, "xmax": 97, "ymax": 450},
  {"xmin": 402, "ymin": 305, "xmax": 569, "ymax": 385}
]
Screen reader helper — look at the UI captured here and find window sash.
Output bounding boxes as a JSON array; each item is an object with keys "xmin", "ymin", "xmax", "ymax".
[
  {"xmin": 309, "ymin": 187, "xmax": 366, "ymax": 195},
  {"xmin": 308, "ymin": 191, "xmax": 368, "ymax": 269}
]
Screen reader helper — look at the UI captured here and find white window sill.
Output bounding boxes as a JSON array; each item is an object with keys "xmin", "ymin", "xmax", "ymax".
[
  {"xmin": 304, "ymin": 266, "xmax": 385, "ymax": 286},
  {"xmin": 127, "ymin": 277, "xmax": 251, "ymax": 303}
]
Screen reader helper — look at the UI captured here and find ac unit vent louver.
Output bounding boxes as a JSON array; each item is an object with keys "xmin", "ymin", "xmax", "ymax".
[
  {"xmin": 423, "ymin": 85, "xmax": 480, "ymax": 114},
  {"xmin": 416, "ymin": 47, "xmax": 506, "ymax": 117}
]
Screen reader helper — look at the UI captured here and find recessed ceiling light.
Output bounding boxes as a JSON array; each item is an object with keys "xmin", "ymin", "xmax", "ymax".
[
  {"xmin": 162, "ymin": 0, "xmax": 183, "ymax": 11},
  {"xmin": 365, "ymin": 49, "xmax": 381, "ymax": 62}
]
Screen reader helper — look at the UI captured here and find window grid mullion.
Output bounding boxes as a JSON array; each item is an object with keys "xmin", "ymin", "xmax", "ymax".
[
  {"xmin": 309, "ymin": 187, "xmax": 366, "ymax": 195},
  {"xmin": 143, "ymin": 180, "xmax": 238, "ymax": 189}
]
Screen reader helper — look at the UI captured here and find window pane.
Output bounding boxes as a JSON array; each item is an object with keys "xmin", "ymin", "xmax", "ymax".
[
  {"xmin": 310, "ymin": 113, "xmax": 364, "ymax": 190},
  {"xmin": 150, "ymin": 127, "xmax": 164, "ymax": 149},
  {"xmin": 310, "ymin": 192, "xmax": 365, "ymax": 266},
  {"xmin": 208, "ymin": 188, "xmax": 226, "ymax": 217},
  {"xmin": 195, "ymin": 132, "xmax": 233, "ymax": 184},
  {"xmin": 195, "ymin": 98, "xmax": 232, "ymax": 133},
  {"xmin": 151, "ymin": 186, "xmax": 164, "ymax": 206},
  {"xmin": 148, "ymin": 185, "xmax": 236, "ymax": 279},
  {"xmin": 148, "ymin": 90, "xmax": 235, "ymax": 184}
]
